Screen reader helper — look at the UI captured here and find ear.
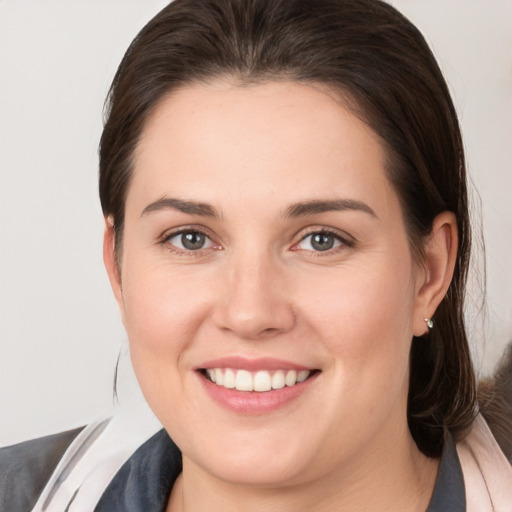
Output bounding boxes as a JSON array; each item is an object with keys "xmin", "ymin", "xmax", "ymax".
[
  {"xmin": 103, "ymin": 216, "xmax": 125, "ymax": 319},
  {"xmin": 412, "ymin": 211, "xmax": 458, "ymax": 336}
]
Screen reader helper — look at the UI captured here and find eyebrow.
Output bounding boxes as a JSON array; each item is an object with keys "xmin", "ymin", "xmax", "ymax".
[
  {"xmin": 140, "ymin": 196, "xmax": 376, "ymax": 220},
  {"xmin": 284, "ymin": 199, "xmax": 377, "ymax": 218},
  {"xmin": 141, "ymin": 197, "xmax": 220, "ymax": 218}
]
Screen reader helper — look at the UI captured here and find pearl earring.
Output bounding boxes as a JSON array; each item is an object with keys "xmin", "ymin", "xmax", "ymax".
[{"xmin": 424, "ymin": 318, "xmax": 434, "ymax": 330}]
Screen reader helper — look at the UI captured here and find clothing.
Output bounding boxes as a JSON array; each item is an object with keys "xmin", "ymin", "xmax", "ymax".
[
  {"xmin": 457, "ymin": 414, "xmax": 512, "ymax": 511},
  {"xmin": 1, "ymin": 411, "xmax": 511, "ymax": 511},
  {"xmin": 0, "ymin": 427, "xmax": 84, "ymax": 512}
]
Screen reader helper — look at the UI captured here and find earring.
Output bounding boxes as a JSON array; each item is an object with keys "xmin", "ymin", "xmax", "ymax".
[{"xmin": 424, "ymin": 318, "xmax": 434, "ymax": 330}]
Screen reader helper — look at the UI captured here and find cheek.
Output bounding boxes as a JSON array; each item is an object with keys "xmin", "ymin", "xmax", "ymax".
[
  {"xmin": 298, "ymin": 253, "xmax": 416, "ymax": 389},
  {"xmin": 119, "ymin": 260, "xmax": 212, "ymax": 394},
  {"xmin": 121, "ymin": 257, "xmax": 207, "ymax": 340},
  {"xmin": 120, "ymin": 267, "xmax": 218, "ymax": 433}
]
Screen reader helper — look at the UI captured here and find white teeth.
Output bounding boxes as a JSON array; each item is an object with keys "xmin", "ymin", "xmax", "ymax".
[
  {"xmin": 271, "ymin": 370, "xmax": 285, "ymax": 389},
  {"xmin": 205, "ymin": 368, "xmax": 312, "ymax": 392},
  {"xmin": 297, "ymin": 370, "xmax": 309, "ymax": 383},
  {"xmin": 223, "ymin": 368, "xmax": 235, "ymax": 389},
  {"xmin": 285, "ymin": 370, "xmax": 297, "ymax": 387},
  {"xmin": 235, "ymin": 369, "xmax": 253, "ymax": 391},
  {"xmin": 254, "ymin": 371, "xmax": 272, "ymax": 392}
]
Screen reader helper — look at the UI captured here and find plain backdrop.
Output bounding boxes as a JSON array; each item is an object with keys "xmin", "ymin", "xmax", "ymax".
[{"xmin": 1, "ymin": 0, "xmax": 511, "ymax": 447}]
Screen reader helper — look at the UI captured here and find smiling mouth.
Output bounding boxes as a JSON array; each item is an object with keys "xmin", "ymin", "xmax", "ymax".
[{"xmin": 200, "ymin": 368, "xmax": 319, "ymax": 392}]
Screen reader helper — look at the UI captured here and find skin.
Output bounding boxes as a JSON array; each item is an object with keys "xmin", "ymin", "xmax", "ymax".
[{"xmin": 104, "ymin": 81, "xmax": 458, "ymax": 511}]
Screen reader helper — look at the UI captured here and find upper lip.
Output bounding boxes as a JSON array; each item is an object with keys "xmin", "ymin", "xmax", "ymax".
[{"xmin": 196, "ymin": 356, "xmax": 315, "ymax": 372}]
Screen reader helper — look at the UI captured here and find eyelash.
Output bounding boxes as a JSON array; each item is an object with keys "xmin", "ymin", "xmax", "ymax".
[{"xmin": 159, "ymin": 226, "xmax": 354, "ymax": 256}]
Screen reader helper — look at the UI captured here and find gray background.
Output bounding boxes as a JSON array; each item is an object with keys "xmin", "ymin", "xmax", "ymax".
[{"xmin": 1, "ymin": 0, "xmax": 511, "ymax": 446}]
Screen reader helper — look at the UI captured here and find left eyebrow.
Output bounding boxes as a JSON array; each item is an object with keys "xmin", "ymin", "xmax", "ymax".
[{"xmin": 283, "ymin": 199, "xmax": 377, "ymax": 219}]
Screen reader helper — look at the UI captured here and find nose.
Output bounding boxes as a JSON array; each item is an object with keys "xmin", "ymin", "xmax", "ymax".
[{"xmin": 212, "ymin": 251, "xmax": 295, "ymax": 340}]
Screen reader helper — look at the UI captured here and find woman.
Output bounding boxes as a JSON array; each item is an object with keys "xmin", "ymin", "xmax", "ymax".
[{"xmin": 1, "ymin": 0, "xmax": 511, "ymax": 510}]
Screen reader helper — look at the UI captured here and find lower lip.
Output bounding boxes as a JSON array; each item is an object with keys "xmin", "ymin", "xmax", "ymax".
[{"xmin": 197, "ymin": 371, "xmax": 320, "ymax": 414}]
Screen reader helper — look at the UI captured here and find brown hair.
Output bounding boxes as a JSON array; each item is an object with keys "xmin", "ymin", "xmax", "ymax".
[{"xmin": 99, "ymin": 0, "xmax": 477, "ymax": 457}]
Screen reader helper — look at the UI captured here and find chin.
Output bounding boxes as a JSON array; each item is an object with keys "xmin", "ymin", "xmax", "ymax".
[
  {"xmin": 175, "ymin": 420, "xmax": 320, "ymax": 487},
  {"xmin": 200, "ymin": 451, "xmax": 311, "ymax": 487}
]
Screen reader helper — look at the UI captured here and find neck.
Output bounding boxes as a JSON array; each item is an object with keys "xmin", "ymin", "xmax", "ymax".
[{"xmin": 167, "ymin": 428, "xmax": 439, "ymax": 512}]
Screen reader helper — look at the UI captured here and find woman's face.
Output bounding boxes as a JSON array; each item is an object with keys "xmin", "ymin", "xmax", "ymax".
[{"xmin": 108, "ymin": 81, "xmax": 431, "ymax": 486}]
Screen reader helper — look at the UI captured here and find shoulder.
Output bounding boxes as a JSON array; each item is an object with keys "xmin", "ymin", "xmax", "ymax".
[
  {"xmin": 457, "ymin": 415, "xmax": 512, "ymax": 511},
  {"xmin": 478, "ymin": 342, "xmax": 512, "ymax": 462},
  {"xmin": 0, "ymin": 427, "xmax": 84, "ymax": 512},
  {"xmin": 458, "ymin": 343, "xmax": 512, "ymax": 510}
]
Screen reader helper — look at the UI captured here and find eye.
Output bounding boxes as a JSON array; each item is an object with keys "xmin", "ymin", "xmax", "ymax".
[
  {"xmin": 164, "ymin": 230, "xmax": 216, "ymax": 251},
  {"xmin": 294, "ymin": 230, "xmax": 350, "ymax": 252}
]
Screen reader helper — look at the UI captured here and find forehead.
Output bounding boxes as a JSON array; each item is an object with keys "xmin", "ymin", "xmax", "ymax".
[{"xmin": 129, "ymin": 81, "xmax": 398, "ymax": 220}]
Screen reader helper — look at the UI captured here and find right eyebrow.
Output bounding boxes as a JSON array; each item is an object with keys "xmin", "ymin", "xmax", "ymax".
[{"xmin": 140, "ymin": 197, "xmax": 220, "ymax": 218}]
